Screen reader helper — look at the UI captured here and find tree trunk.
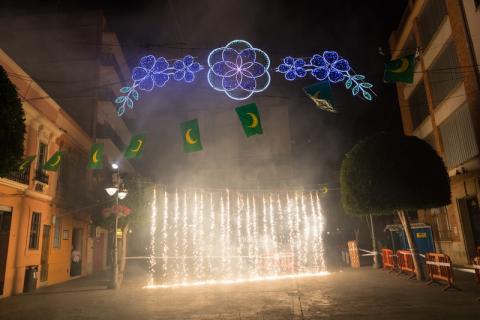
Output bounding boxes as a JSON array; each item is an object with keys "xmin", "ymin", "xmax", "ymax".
[
  {"xmin": 398, "ymin": 210, "xmax": 422, "ymax": 280},
  {"xmin": 369, "ymin": 215, "xmax": 380, "ymax": 268}
]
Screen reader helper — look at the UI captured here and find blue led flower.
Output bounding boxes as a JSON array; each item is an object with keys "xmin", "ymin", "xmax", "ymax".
[
  {"xmin": 275, "ymin": 50, "xmax": 373, "ymax": 104},
  {"xmin": 208, "ymin": 40, "xmax": 271, "ymax": 100},
  {"xmin": 172, "ymin": 55, "xmax": 202, "ymax": 83},
  {"xmin": 276, "ymin": 51, "xmax": 350, "ymax": 83},
  {"xmin": 277, "ymin": 57, "xmax": 308, "ymax": 81},
  {"xmin": 132, "ymin": 55, "xmax": 168, "ymax": 91},
  {"xmin": 116, "ymin": 54, "xmax": 204, "ymax": 116}
]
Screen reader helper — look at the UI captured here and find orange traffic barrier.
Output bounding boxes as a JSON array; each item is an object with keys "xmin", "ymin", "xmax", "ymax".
[
  {"xmin": 396, "ymin": 250, "xmax": 416, "ymax": 279},
  {"xmin": 425, "ymin": 252, "xmax": 459, "ymax": 291},
  {"xmin": 381, "ymin": 248, "xmax": 396, "ymax": 272}
]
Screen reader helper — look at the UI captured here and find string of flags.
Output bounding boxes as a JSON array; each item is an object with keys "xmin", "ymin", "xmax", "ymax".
[{"xmin": 16, "ymin": 103, "xmax": 266, "ymax": 174}]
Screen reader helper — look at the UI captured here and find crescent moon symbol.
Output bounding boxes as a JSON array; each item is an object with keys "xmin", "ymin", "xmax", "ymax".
[
  {"xmin": 247, "ymin": 112, "xmax": 259, "ymax": 128},
  {"xmin": 19, "ymin": 159, "xmax": 28, "ymax": 171},
  {"xmin": 51, "ymin": 154, "xmax": 61, "ymax": 166},
  {"xmin": 391, "ymin": 58, "xmax": 409, "ymax": 73},
  {"xmin": 312, "ymin": 92, "xmax": 333, "ymax": 110},
  {"xmin": 131, "ymin": 139, "xmax": 143, "ymax": 153},
  {"xmin": 92, "ymin": 150, "xmax": 99, "ymax": 163},
  {"xmin": 185, "ymin": 129, "xmax": 198, "ymax": 144}
]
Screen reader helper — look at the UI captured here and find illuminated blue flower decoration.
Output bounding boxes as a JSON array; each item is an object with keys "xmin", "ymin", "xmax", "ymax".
[
  {"xmin": 208, "ymin": 40, "xmax": 271, "ymax": 100},
  {"xmin": 276, "ymin": 51, "xmax": 374, "ymax": 101},
  {"xmin": 116, "ymin": 55, "xmax": 203, "ymax": 116}
]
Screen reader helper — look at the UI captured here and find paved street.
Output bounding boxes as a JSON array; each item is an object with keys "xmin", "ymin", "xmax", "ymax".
[{"xmin": 1, "ymin": 264, "xmax": 479, "ymax": 320}]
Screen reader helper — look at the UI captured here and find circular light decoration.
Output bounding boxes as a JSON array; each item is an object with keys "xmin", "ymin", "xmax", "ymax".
[
  {"xmin": 115, "ymin": 55, "xmax": 204, "ymax": 116},
  {"xmin": 207, "ymin": 40, "xmax": 271, "ymax": 100},
  {"xmin": 276, "ymin": 51, "xmax": 374, "ymax": 101},
  {"xmin": 115, "ymin": 41, "xmax": 375, "ymax": 117}
]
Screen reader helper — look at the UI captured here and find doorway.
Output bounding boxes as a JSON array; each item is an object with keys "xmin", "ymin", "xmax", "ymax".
[
  {"xmin": 93, "ymin": 233, "xmax": 105, "ymax": 273},
  {"xmin": 466, "ymin": 197, "xmax": 480, "ymax": 250},
  {"xmin": 0, "ymin": 208, "xmax": 12, "ymax": 295},
  {"xmin": 70, "ymin": 228, "xmax": 83, "ymax": 277},
  {"xmin": 40, "ymin": 225, "xmax": 51, "ymax": 282}
]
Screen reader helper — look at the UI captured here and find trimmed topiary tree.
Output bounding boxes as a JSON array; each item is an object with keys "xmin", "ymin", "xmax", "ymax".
[
  {"xmin": 340, "ymin": 132, "xmax": 451, "ymax": 280},
  {"xmin": 0, "ymin": 65, "xmax": 25, "ymax": 176}
]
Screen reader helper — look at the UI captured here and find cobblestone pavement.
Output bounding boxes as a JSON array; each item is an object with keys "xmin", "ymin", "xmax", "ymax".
[{"xmin": 1, "ymin": 266, "xmax": 479, "ymax": 320}]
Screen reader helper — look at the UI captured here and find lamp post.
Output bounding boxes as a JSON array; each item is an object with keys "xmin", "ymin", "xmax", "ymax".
[{"xmin": 105, "ymin": 163, "xmax": 127, "ymax": 289}]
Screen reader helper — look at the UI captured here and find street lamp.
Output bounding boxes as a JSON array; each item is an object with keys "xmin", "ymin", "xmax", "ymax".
[{"xmin": 105, "ymin": 163, "xmax": 127, "ymax": 289}]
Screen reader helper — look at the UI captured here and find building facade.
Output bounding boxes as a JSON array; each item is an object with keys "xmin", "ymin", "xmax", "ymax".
[
  {"xmin": 0, "ymin": 11, "xmax": 138, "ymax": 284},
  {"xmin": 389, "ymin": 0, "xmax": 480, "ymax": 264},
  {"xmin": 0, "ymin": 50, "xmax": 93, "ymax": 297}
]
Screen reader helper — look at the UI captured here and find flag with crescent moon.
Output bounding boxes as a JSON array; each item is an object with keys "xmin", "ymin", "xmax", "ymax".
[
  {"xmin": 303, "ymin": 81, "xmax": 336, "ymax": 113},
  {"xmin": 384, "ymin": 54, "xmax": 414, "ymax": 83},
  {"xmin": 87, "ymin": 143, "xmax": 104, "ymax": 169},
  {"xmin": 181, "ymin": 119, "xmax": 203, "ymax": 153},
  {"xmin": 42, "ymin": 151, "xmax": 63, "ymax": 171},
  {"xmin": 235, "ymin": 103, "xmax": 263, "ymax": 137},
  {"xmin": 124, "ymin": 133, "xmax": 145, "ymax": 159},
  {"xmin": 18, "ymin": 155, "xmax": 36, "ymax": 173}
]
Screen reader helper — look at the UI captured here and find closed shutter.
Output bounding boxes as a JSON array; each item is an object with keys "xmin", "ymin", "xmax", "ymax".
[{"xmin": 439, "ymin": 103, "xmax": 479, "ymax": 168}]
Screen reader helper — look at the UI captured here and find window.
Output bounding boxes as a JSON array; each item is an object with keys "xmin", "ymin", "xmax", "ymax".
[
  {"xmin": 428, "ymin": 207, "xmax": 452, "ymax": 241},
  {"xmin": 53, "ymin": 217, "xmax": 61, "ymax": 248},
  {"xmin": 408, "ymin": 80, "xmax": 430, "ymax": 129},
  {"xmin": 418, "ymin": 0, "xmax": 447, "ymax": 47},
  {"xmin": 29, "ymin": 212, "xmax": 41, "ymax": 249},
  {"xmin": 439, "ymin": 103, "xmax": 479, "ymax": 168},
  {"xmin": 428, "ymin": 40, "xmax": 462, "ymax": 106},
  {"xmin": 37, "ymin": 142, "xmax": 48, "ymax": 171}
]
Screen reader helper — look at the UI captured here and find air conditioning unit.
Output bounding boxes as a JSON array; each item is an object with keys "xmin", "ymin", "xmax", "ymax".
[{"xmin": 33, "ymin": 181, "xmax": 48, "ymax": 194}]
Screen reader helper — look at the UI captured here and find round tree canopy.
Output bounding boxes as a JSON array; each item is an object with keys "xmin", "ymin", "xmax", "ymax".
[
  {"xmin": 340, "ymin": 132, "xmax": 451, "ymax": 216},
  {"xmin": 0, "ymin": 65, "xmax": 25, "ymax": 176}
]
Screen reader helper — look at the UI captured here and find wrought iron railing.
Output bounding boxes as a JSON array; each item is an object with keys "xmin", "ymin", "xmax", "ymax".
[{"xmin": 5, "ymin": 166, "xmax": 30, "ymax": 185}]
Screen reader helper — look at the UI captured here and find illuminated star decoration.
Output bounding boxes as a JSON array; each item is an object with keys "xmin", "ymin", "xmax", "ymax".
[
  {"xmin": 276, "ymin": 51, "xmax": 374, "ymax": 101},
  {"xmin": 207, "ymin": 40, "xmax": 271, "ymax": 100},
  {"xmin": 115, "ymin": 55, "xmax": 204, "ymax": 116}
]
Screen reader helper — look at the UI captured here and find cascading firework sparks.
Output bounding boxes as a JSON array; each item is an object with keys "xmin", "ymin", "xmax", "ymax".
[{"xmin": 148, "ymin": 188, "xmax": 326, "ymax": 286}]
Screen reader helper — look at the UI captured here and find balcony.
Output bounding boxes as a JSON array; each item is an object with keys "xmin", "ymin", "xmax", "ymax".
[
  {"xmin": 34, "ymin": 170, "xmax": 49, "ymax": 185},
  {"xmin": 5, "ymin": 166, "xmax": 30, "ymax": 185}
]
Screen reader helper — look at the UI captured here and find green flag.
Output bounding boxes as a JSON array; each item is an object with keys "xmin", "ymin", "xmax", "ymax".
[
  {"xmin": 235, "ymin": 103, "xmax": 263, "ymax": 137},
  {"xmin": 384, "ymin": 54, "xmax": 415, "ymax": 84},
  {"xmin": 303, "ymin": 81, "xmax": 336, "ymax": 113},
  {"xmin": 87, "ymin": 143, "xmax": 104, "ymax": 170},
  {"xmin": 181, "ymin": 119, "xmax": 202, "ymax": 153},
  {"xmin": 18, "ymin": 155, "xmax": 36, "ymax": 173},
  {"xmin": 124, "ymin": 133, "xmax": 145, "ymax": 159},
  {"xmin": 42, "ymin": 151, "xmax": 63, "ymax": 171}
]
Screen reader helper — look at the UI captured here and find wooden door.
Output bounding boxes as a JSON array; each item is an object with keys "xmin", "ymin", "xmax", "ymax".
[{"xmin": 40, "ymin": 225, "xmax": 51, "ymax": 282}]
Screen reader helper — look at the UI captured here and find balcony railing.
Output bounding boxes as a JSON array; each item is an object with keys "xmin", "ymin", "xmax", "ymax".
[
  {"xmin": 34, "ymin": 170, "xmax": 49, "ymax": 185},
  {"xmin": 5, "ymin": 166, "xmax": 30, "ymax": 185}
]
